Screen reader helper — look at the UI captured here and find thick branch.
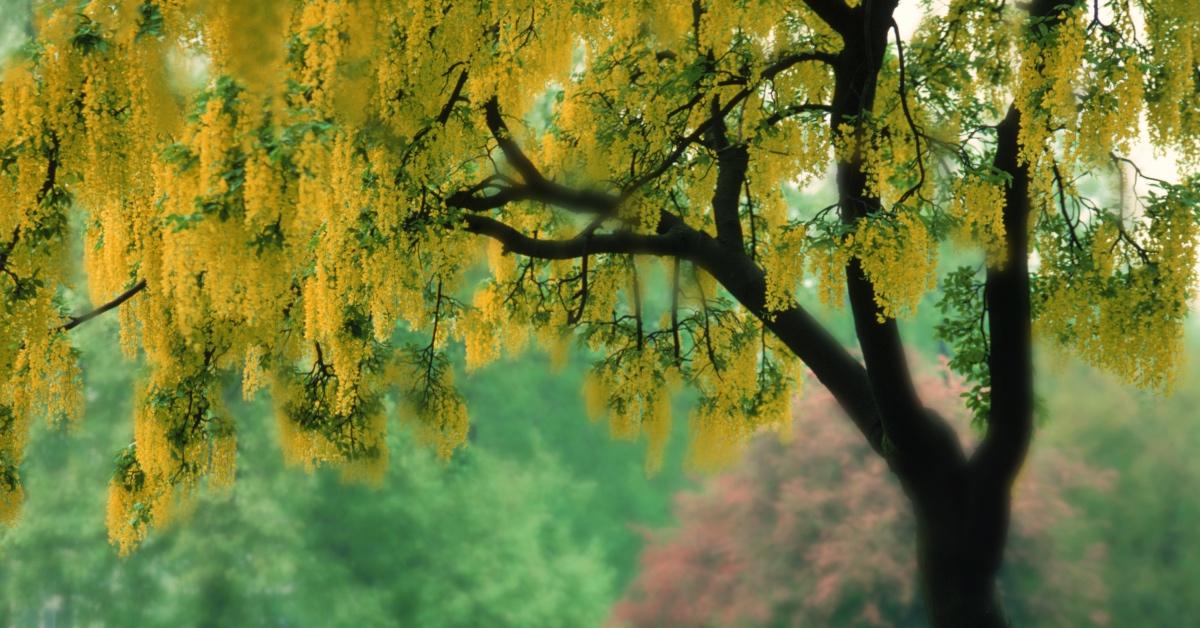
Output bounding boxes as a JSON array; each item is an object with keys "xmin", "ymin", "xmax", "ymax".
[
  {"xmin": 687, "ymin": 233, "xmax": 886, "ymax": 455},
  {"xmin": 480, "ymin": 97, "xmax": 618, "ymax": 216},
  {"xmin": 830, "ymin": 2, "xmax": 954, "ymax": 469},
  {"xmin": 801, "ymin": 0, "xmax": 855, "ymax": 34},
  {"xmin": 62, "ymin": 280, "xmax": 147, "ymax": 331},
  {"xmin": 464, "ymin": 205, "xmax": 886, "ymax": 453},
  {"xmin": 445, "ymin": 185, "xmax": 535, "ymax": 212},
  {"xmin": 971, "ymin": 106, "xmax": 1032, "ymax": 488},
  {"xmin": 483, "ymin": 96, "xmax": 546, "ymax": 186},
  {"xmin": 972, "ymin": 0, "xmax": 1074, "ymax": 486},
  {"xmin": 706, "ymin": 96, "xmax": 748, "ymax": 253}
]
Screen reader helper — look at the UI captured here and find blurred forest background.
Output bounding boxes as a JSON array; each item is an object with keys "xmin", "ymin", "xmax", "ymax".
[{"xmin": 4, "ymin": 295, "xmax": 1200, "ymax": 627}]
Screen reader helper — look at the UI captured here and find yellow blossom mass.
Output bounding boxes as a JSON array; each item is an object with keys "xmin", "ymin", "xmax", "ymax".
[{"xmin": 0, "ymin": 0, "xmax": 1197, "ymax": 553}]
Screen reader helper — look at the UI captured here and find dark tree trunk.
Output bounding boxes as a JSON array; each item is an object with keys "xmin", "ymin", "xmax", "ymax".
[
  {"xmin": 913, "ymin": 482, "xmax": 1013, "ymax": 628},
  {"xmin": 871, "ymin": 407, "xmax": 1015, "ymax": 628},
  {"xmin": 919, "ymin": 542, "xmax": 1008, "ymax": 628},
  {"xmin": 821, "ymin": 6, "xmax": 1019, "ymax": 623},
  {"xmin": 809, "ymin": 0, "xmax": 1067, "ymax": 622}
]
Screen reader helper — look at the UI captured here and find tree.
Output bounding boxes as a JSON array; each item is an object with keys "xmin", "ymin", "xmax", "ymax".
[
  {"xmin": 613, "ymin": 362, "xmax": 1111, "ymax": 627},
  {"xmin": 0, "ymin": 1, "xmax": 1196, "ymax": 624}
]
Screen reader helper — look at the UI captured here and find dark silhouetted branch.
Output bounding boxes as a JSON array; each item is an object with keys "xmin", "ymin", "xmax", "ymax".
[
  {"xmin": 462, "ymin": 214, "xmax": 689, "ymax": 260},
  {"xmin": 62, "ymin": 280, "xmax": 147, "ymax": 332},
  {"xmin": 705, "ymin": 96, "xmax": 749, "ymax": 253}
]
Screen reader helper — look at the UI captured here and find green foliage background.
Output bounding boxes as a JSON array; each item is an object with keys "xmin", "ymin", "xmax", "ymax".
[
  {"xmin": 0, "ymin": 317, "xmax": 693, "ymax": 627},
  {"xmin": 7, "ymin": 301, "xmax": 1200, "ymax": 628}
]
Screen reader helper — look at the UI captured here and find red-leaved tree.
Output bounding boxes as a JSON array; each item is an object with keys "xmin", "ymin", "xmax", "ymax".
[{"xmin": 614, "ymin": 361, "xmax": 1112, "ymax": 627}]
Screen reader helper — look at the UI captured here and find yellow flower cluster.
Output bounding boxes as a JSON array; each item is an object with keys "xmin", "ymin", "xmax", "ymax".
[
  {"xmin": 0, "ymin": 482, "xmax": 24, "ymax": 526},
  {"xmin": 0, "ymin": 59, "xmax": 80, "ymax": 521},
  {"xmin": 803, "ymin": 237, "xmax": 847, "ymax": 309},
  {"xmin": 101, "ymin": 336, "xmax": 240, "ymax": 548},
  {"xmin": 1012, "ymin": 7, "xmax": 1086, "ymax": 202},
  {"xmin": 1075, "ymin": 53, "xmax": 1143, "ymax": 164},
  {"xmin": 1143, "ymin": 0, "xmax": 1200, "ymax": 163},
  {"xmin": 1037, "ymin": 197, "xmax": 1198, "ymax": 391},
  {"xmin": 584, "ymin": 351, "xmax": 675, "ymax": 473},
  {"xmin": 106, "ymin": 450, "xmax": 150, "ymax": 555},
  {"xmin": 464, "ymin": 285, "xmax": 507, "ymax": 372},
  {"xmin": 914, "ymin": 0, "xmax": 1020, "ymax": 117},
  {"xmin": 687, "ymin": 328, "xmax": 796, "ymax": 471},
  {"xmin": 396, "ymin": 366, "xmax": 470, "ymax": 463},
  {"xmin": 846, "ymin": 212, "xmax": 939, "ymax": 321},
  {"xmin": 949, "ymin": 177, "xmax": 1008, "ymax": 265},
  {"xmin": 763, "ymin": 225, "xmax": 808, "ymax": 312}
]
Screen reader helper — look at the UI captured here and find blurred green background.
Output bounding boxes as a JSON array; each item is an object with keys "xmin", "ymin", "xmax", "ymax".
[
  {"xmin": 5, "ymin": 310, "xmax": 1200, "ymax": 626},
  {"xmin": 0, "ymin": 316, "xmax": 697, "ymax": 627}
]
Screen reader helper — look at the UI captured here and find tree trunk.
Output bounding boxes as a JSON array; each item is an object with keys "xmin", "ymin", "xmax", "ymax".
[{"xmin": 913, "ymin": 478, "xmax": 1012, "ymax": 628}]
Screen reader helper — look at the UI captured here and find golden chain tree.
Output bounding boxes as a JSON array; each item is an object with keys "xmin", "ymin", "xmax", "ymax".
[{"xmin": 0, "ymin": 1, "xmax": 1196, "ymax": 624}]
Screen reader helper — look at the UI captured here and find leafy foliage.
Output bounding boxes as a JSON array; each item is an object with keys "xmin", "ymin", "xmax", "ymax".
[{"xmin": 936, "ymin": 265, "xmax": 991, "ymax": 419}]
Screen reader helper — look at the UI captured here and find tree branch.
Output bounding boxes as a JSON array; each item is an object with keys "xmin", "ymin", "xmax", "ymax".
[
  {"xmin": 705, "ymin": 96, "xmax": 749, "ymax": 253},
  {"xmin": 623, "ymin": 51, "xmax": 833, "ymax": 196},
  {"xmin": 400, "ymin": 67, "xmax": 471, "ymax": 167},
  {"xmin": 891, "ymin": 18, "xmax": 927, "ymax": 208},
  {"xmin": 762, "ymin": 103, "xmax": 833, "ymax": 127},
  {"xmin": 62, "ymin": 280, "xmax": 147, "ymax": 331},
  {"xmin": 801, "ymin": 0, "xmax": 855, "ymax": 34},
  {"xmin": 972, "ymin": 0, "xmax": 1075, "ymax": 487},
  {"xmin": 460, "ymin": 51, "xmax": 833, "ymax": 214},
  {"xmin": 971, "ymin": 106, "xmax": 1033, "ymax": 489},
  {"xmin": 436, "ymin": 69, "xmax": 470, "ymax": 125},
  {"xmin": 454, "ymin": 97, "xmax": 620, "ymax": 216},
  {"xmin": 483, "ymin": 96, "xmax": 548, "ymax": 186},
  {"xmin": 451, "ymin": 71, "xmax": 883, "ymax": 459},
  {"xmin": 686, "ymin": 232, "xmax": 886, "ymax": 455},
  {"xmin": 462, "ymin": 214, "xmax": 690, "ymax": 260},
  {"xmin": 761, "ymin": 51, "xmax": 840, "ymax": 78},
  {"xmin": 463, "ymin": 204, "xmax": 887, "ymax": 453},
  {"xmin": 826, "ymin": 0, "xmax": 963, "ymax": 476}
]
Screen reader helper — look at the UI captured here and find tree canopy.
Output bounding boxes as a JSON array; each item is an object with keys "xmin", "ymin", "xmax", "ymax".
[{"xmin": 1, "ymin": 0, "xmax": 1197, "ymax": 564}]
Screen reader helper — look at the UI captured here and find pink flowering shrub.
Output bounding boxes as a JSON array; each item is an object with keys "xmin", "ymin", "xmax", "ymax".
[{"xmin": 614, "ymin": 360, "xmax": 1111, "ymax": 627}]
